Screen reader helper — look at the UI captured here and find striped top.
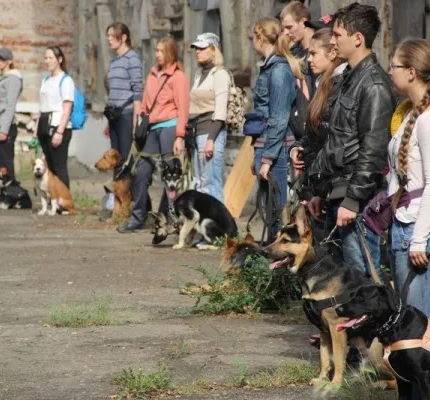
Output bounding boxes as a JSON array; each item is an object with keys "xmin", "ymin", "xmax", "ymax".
[{"xmin": 106, "ymin": 49, "xmax": 143, "ymax": 111}]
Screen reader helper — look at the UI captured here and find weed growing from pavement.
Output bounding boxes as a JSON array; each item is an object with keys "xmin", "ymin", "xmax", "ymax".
[
  {"xmin": 166, "ymin": 339, "xmax": 195, "ymax": 359},
  {"xmin": 180, "ymin": 255, "xmax": 301, "ymax": 315},
  {"xmin": 44, "ymin": 297, "xmax": 117, "ymax": 328},
  {"xmin": 72, "ymin": 189, "xmax": 100, "ymax": 209},
  {"xmin": 111, "ymin": 364, "xmax": 173, "ymax": 399},
  {"xmin": 318, "ymin": 364, "xmax": 396, "ymax": 399}
]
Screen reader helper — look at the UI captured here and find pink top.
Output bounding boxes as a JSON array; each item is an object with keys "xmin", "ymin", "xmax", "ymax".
[{"xmin": 141, "ymin": 63, "xmax": 190, "ymax": 138}]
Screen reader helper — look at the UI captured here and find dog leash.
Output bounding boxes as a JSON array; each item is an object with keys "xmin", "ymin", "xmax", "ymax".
[{"xmin": 356, "ymin": 221, "xmax": 382, "ymax": 285}]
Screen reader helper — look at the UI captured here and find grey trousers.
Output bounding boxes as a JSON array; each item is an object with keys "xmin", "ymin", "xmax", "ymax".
[{"xmin": 129, "ymin": 125, "xmax": 176, "ymax": 225}]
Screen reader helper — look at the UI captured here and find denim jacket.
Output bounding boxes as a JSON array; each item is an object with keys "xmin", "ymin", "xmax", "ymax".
[{"xmin": 253, "ymin": 54, "xmax": 297, "ymax": 165}]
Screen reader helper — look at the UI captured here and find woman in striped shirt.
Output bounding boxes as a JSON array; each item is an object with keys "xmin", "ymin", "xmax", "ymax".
[{"xmin": 104, "ymin": 22, "xmax": 143, "ymax": 160}]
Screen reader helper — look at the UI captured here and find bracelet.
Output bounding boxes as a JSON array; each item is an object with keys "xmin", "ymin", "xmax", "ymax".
[{"xmin": 55, "ymin": 131, "xmax": 63, "ymax": 136}]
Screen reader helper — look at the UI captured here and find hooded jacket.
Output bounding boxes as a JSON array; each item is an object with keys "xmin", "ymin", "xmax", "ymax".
[{"xmin": 0, "ymin": 69, "xmax": 23, "ymax": 134}]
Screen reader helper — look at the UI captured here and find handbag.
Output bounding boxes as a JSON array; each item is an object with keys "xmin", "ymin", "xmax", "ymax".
[
  {"xmin": 363, "ymin": 188, "xmax": 424, "ymax": 236},
  {"xmin": 103, "ymin": 97, "xmax": 134, "ymax": 122},
  {"xmin": 243, "ymin": 110, "xmax": 267, "ymax": 137},
  {"xmin": 135, "ymin": 75, "xmax": 171, "ymax": 150}
]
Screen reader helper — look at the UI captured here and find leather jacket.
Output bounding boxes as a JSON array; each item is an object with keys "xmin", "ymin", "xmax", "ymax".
[{"xmin": 309, "ymin": 53, "xmax": 397, "ymax": 213}]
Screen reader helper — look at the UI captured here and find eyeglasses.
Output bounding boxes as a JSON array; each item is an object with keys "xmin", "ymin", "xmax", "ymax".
[{"xmin": 389, "ymin": 62, "xmax": 406, "ymax": 70}]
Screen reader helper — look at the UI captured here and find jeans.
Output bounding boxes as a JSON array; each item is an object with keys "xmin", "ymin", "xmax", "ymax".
[
  {"xmin": 0, "ymin": 124, "xmax": 17, "ymax": 180},
  {"xmin": 109, "ymin": 111, "xmax": 133, "ymax": 161},
  {"xmin": 129, "ymin": 125, "xmax": 176, "ymax": 226},
  {"xmin": 254, "ymin": 145, "xmax": 288, "ymax": 243},
  {"xmin": 326, "ymin": 199, "xmax": 382, "ymax": 280},
  {"xmin": 192, "ymin": 130, "xmax": 226, "ymax": 203},
  {"xmin": 38, "ymin": 128, "xmax": 72, "ymax": 188},
  {"xmin": 390, "ymin": 218, "xmax": 430, "ymax": 318}
]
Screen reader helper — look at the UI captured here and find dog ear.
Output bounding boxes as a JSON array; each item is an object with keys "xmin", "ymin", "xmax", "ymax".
[
  {"xmin": 243, "ymin": 232, "xmax": 256, "ymax": 244},
  {"xmin": 161, "ymin": 161, "xmax": 170, "ymax": 171},
  {"xmin": 226, "ymin": 236, "xmax": 238, "ymax": 249},
  {"xmin": 103, "ymin": 185, "xmax": 112, "ymax": 194},
  {"xmin": 173, "ymin": 158, "xmax": 182, "ymax": 169},
  {"xmin": 30, "ymin": 158, "xmax": 36, "ymax": 167},
  {"xmin": 281, "ymin": 203, "xmax": 291, "ymax": 226},
  {"xmin": 295, "ymin": 205, "xmax": 310, "ymax": 237}
]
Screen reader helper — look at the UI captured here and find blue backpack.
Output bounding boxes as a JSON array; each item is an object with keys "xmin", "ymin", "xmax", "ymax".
[{"xmin": 44, "ymin": 74, "xmax": 88, "ymax": 130}]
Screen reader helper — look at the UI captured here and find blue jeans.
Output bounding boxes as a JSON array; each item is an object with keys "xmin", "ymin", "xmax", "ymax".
[
  {"xmin": 254, "ymin": 146, "xmax": 288, "ymax": 243},
  {"xmin": 192, "ymin": 130, "xmax": 226, "ymax": 203},
  {"xmin": 326, "ymin": 200, "xmax": 382, "ymax": 279},
  {"xmin": 390, "ymin": 218, "xmax": 430, "ymax": 318}
]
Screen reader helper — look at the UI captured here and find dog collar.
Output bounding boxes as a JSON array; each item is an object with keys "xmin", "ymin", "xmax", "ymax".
[{"xmin": 376, "ymin": 299, "xmax": 403, "ymax": 337}]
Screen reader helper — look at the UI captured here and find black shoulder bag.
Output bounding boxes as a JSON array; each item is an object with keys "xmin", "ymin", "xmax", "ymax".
[{"xmin": 135, "ymin": 76, "xmax": 171, "ymax": 150}]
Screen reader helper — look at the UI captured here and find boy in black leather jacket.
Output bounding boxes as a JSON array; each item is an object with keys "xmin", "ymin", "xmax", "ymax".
[{"xmin": 308, "ymin": 3, "xmax": 396, "ymax": 278}]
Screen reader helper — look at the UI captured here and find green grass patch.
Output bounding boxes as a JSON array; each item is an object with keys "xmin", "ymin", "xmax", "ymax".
[
  {"xmin": 166, "ymin": 339, "xmax": 195, "ymax": 359},
  {"xmin": 72, "ymin": 189, "xmax": 100, "ymax": 209},
  {"xmin": 111, "ymin": 365, "xmax": 173, "ymax": 399},
  {"xmin": 180, "ymin": 254, "xmax": 301, "ymax": 315},
  {"xmin": 44, "ymin": 297, "xmax": 117, "ymax": 328}
]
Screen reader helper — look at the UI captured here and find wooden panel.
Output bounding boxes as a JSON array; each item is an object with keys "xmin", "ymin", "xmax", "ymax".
[{"xmin": 223, "ymin": 136, "xmax": 256, "ymax": 218}]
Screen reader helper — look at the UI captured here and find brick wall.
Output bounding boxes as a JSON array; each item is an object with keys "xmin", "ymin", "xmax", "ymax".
[{"xmin": 0, "ymin": 0, "xmax": 76, "ymax": 102}]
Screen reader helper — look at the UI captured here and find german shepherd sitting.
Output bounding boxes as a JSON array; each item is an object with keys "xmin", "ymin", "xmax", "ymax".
[
  {"xmin": 152, "ymin": 190, "xmax": 238, "ymax": 250},
  {"xmin": 265, "ymin": 205, "xmax": 386, "ymax": 387},
  {"xmin": 335, "ymin": 283, "xmax": 430, "ymax": 398}
]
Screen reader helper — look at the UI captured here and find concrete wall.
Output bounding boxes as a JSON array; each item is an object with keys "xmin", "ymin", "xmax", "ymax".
[{"xmin": 0, "ymin": 0, "xmax": 76, "ymax": 102}]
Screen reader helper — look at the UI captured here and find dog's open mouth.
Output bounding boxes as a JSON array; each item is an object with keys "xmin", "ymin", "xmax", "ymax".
[
  {"xmin": 269, "ymin": 255, "xmax": 294, "ymax": 270},
  {"xmin": 336, "ymin": 315, "xmax": 368, "ymax": 332},
  {"xmin": 167, "ymin": 189, "xmax": 176, "ymax": 200},
  {"xmin": 34, "ymin": 172, "xmax": 43, "ymax": 179}
]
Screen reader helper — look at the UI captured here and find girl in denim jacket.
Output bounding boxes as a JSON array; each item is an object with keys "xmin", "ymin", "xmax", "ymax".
[{"xmin": 251, "ymin": 17, "xmax": 302, "ymax": 242}]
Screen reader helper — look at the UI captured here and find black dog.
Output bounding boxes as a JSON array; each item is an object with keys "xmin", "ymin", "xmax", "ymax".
[
  {"xmin": 0, "ymin": 177, "xmax": 32, "ymax": 210},
  {"xmin": 152, "ymin": 190, "xmax": 238, "ymax": 250},
  {"xmin": 335, "ymin": 283, "xmax": 430, "ymax": 399}
]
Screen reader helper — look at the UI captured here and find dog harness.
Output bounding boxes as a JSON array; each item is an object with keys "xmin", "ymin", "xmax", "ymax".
[{"xmin": 382, "ymin": 319, "xmax": 430, "ymax": 382}]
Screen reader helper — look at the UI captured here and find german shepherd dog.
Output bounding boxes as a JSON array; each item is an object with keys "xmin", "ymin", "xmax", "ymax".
[
  {"xmin": 265, "ymin": 205, "xmax": 387, "ymax": 387},
  {"xmin": 335, "ymin": 283, "xmax": 430, "ymax": 398},
  {"xmin": 152, "ymin": 190, "xmax": 238, "ymax": 250}
]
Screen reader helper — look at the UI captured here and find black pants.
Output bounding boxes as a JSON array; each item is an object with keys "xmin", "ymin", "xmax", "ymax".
[
  {"xmin": 129, "ymin": 125, "xmax": 176, "ymax": 225},
  {"xmin": 109, "ymin": 111, "xmax": 133, "ymax": 161},
  {"xmin": 0, "ymin": 124, "xmax": 17, "ymax": 180},
  {"xmin": 38, "ymin": 128, "xmax": 72, "ymax": 188}
]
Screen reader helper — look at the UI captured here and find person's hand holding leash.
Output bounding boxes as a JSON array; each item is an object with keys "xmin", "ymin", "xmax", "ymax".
[
  {"xmin": 0, "ymin": 133, "xmax": 7, "ymax": 142},
  {"xmin": 259, "ymin": 163, "xmax": 270, "ymax": 180},
  {"xmin": 308, "ymin": 196, "xmax": 323, "ymax": 221},
  {"xmin": 173, "ymin": 137, "xmax": 185, "ymax": 156},
  {"xmin": 336, "ymin": 206, "xmax": 356, "ymax": 227},
  {"xmin": 291, "ymin": 146, "xmax": 305, "ymax": 170},
  {"xmin": 51, "ymin": 132, "xmax": 63, "ymax": 148},
  {"xmin": 204, "ymin": 139, "xmax": 214, "ymax": 160},
  {"xmin": 410, "ymin": 251, "xmax": 429, "ymax": 268}
]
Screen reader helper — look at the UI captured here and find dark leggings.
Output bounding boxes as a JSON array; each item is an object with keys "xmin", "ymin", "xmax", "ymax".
[
  {"xmin": 38, "ymin": 128, "xmax": 72, "ymax": 188},
  {"xmin": 109, "ymin": 111, "xmax": 133, "ymax": 161},
  {"xmin": 0, "ymin": 124, "xmax": 17, "ymax": 180},
  {"xmin": 129, "ymin": 125, "xmax": 176, "ymax": 225}
]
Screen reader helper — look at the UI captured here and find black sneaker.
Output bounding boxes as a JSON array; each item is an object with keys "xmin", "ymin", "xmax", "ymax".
[{"xmin": 117, "ymin": 222, "xmax": 143, "ymax": 233}]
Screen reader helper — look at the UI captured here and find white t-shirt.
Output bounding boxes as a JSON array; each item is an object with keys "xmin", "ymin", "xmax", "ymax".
[{"xmin": 39, "ymin": 72, "xmax": 75, "ymax": 128}]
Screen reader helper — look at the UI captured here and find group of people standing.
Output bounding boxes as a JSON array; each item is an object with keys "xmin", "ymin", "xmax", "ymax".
[
  {"xmin": 1, "ymin": 2, "xmax": 429, "ymax": 343},
  {"xmin": 269, "ymin": 2, "xmax": 430, "ymax": 332}
]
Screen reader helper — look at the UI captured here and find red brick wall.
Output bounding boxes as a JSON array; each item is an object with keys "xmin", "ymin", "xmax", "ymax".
[{"xmin": 0, "ymin": 0, "xmax": 76, "ymax": 102}]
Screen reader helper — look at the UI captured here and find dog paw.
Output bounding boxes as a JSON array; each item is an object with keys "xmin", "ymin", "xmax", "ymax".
[
  {"xmin": 310, "ymin": 377, "xmax": 329, "ymax": 387},
  {"xmin": 196, "ymin": 243, "xmax": 218, "ymax": 251},
  {"xmin": 173, "ymin": 244, "xmax": 184, "ymax": 250},
  {"xmin": 37, "ymin": 210, "xmax": 47, "ymax": 216},
  {"xmin": 48, "ymin": 210, "xmax": 56, "ymax": 216}
]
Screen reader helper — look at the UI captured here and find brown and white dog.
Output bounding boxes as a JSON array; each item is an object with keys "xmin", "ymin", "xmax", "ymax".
[
  {"xmin": 32, "ymin": 158, "xmax": 77, "ymax": 216},
  {"xmin": 94, "ymin": 149, "xmax": 132, "ymax": 220}
]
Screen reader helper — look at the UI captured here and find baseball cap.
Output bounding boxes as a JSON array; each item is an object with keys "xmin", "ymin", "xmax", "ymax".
[
  {"xmin": 0, "ymin": 48, "xmax": 13, "ymax": 61},
  {"xmin": 304, "ymin": 15, "xmax": 333, "ymax": 30},
  {"xmin": 191, "ymin": 33, "xmax": 220, "ymax": 49}
]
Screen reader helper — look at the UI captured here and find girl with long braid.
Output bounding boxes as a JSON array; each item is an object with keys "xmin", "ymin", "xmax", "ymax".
[{"xmin": 388, "ymin": 38, "xmax": 430, "ymax": 319}]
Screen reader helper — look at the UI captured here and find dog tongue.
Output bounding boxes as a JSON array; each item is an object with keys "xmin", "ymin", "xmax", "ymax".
[
  {"xmin": 168, "ymin": 190, "xmax": 176, "ymax": 200},
  {"xmin": 336, "ymin": 318, "xmax": 360, "ymax": 332},
  {"xmin": 269, "ymin": 257, "xmax": 288, "ymax": 270}
]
